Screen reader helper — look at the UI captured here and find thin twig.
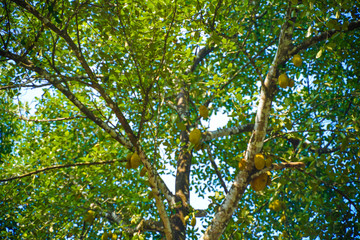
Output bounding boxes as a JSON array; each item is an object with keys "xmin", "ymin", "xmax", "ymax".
[{"xmin": 205, "ymin": 145, "xmax": 228, "ymax": 194}]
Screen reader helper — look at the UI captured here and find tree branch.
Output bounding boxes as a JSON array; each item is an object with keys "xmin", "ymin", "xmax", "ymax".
[
  {"xmin": 0, "ymin": 159, "xmax": 121, "ymax": 183},
  {"xmin": 0, "ymin": 49, "xmax": 132, "ymax": 149},
  {"xmin": 290, "ymin": 20, "xmax": 360, "ymax": 55},
  {"xmin": 205, "ymin": 145, "xmax": 228, "ymax": 194},
  {"xmin": 11, "ymin": 0, "xmax": 139, "ymax": 147},
  {"xmin": 185, "ymin": 46, "xmax": 215, "ymax": 74},
  {"xmin": 201, "ymin": 4, "xmax": 297, "ymax": 239},
  {"xmin": 17, "ymin": 115, "xmax": 86, "ymax": 122},
  {"xmin": 203, "ymin": 124, "xmax": 254, "ymax": 142}
]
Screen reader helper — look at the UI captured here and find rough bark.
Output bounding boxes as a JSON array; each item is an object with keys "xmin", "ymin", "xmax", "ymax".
[
  {"xmin": 201, "ymin": 4, "xmax": 296, "ymax": 239},
  {"xmin": 170, "ymin": 86, "xmax": 191, "ymax": 240}
]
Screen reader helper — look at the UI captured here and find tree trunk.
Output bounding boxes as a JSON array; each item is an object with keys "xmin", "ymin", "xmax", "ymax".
[{"xmin": 171, "ymin": 86, "xmax": 192, "ymax": 239}]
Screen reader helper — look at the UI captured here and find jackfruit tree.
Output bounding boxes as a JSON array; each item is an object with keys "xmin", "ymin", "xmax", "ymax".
[{"xmin": 1, "ymin": 0, "xmax": 359, "ymax": 239}]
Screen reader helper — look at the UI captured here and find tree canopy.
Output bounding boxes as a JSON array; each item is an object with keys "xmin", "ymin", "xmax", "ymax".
[{"xmin": 1, "ymin": 0, "xmax": 360, "ymax": 239}]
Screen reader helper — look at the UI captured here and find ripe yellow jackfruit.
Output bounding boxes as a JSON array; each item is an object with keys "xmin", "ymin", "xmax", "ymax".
[
  {"xmin": 131, "ymin": 152, "xmax": 141, "ymax": 169},
  {"xmin": 278, "ymin": 73, "xmax": 289, "ymax": 89},
  {"xmin": 254, "ymin": 153, "xmax": 265, "ymax": 170},
  {"xmin": 199, "ymin": 105, "xmax": 209, "ymax": 119},
  {"xmin": 250, "ymin": 173, "xmax": 268, "ymax": 191},
  {"xmin": 292, "ymin": 54, "xmax": 302, "ymax": 67},
  {"xmin": 189, "ymin": 128, "xmax": 201, "ymax": 145}
]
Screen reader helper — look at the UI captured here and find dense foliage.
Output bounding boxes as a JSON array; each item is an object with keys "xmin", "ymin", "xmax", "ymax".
[{"xmin": 1, "ymin": 0, "xmax": 359, "ymax": 239}]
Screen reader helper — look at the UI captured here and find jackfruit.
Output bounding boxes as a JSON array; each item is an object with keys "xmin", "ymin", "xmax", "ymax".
[
  {"xmin": 199, "ymin": 105, "xmax": 209, "ymax": 119},
  {"xmin": 189, "ymin": 128, "xmax": 201, "ymax": 145},
  {"xmin": 250, "ymin": 173, "xmax": 268, "ymax": 191},
  {"xmin": 292, "ymin": 54, "xmax": 302, "ymax": 67},
  {"xmin": 254, "ymin": 153, "xmax": 265, "ymax": 170},
  {"xmin": 125, "ymin": 153, "xmax": 133, "ymax": 169},
  {"xmin": 265, "ymin": 157, "xmax": 272, "ymax": 168},
  {"xmin": 190, "ymin": 216, "xmax": 196, "ymax": 227},
  {"xmin": 278, "ymin": 73, "xmax": 289, "ymax": 88},
  {"xmin": 131, "ymin": 152, "xmax": 141, "ymax": 169}
]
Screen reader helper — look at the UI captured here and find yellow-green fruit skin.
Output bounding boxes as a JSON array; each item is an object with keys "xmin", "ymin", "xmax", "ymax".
[
  {"xmin": 125, "ymin": 153, "xmax": 133, "ymax": 169},
  {"xmin": 250, "ymin": 173, "xmax": 268, "ymax": 191},
  {"xmin": 254, "ymin": 153, "xmax": 265, "ymax": 170},
  {"xmin": 189, "ymin": 128, "xmax": 201, "ymax": 145},
  {"xmin": 191, "ymin": 217, "xmax": 196, "ymax": 227},
  {"xmin": 265, "ymin": 158, "xmax": 272, "ymax": 168},
  {"xmin": 199, "ymin": 105, "xmax": 209, "ymax": 119},
  {"xmin": 131, "ymin": 152, "xmax": 141, "ymax": 169},
  {"xmin": 278, "ymin": 73, "xmax": 289, "ymax": 88},
  {"xmin": 292, "ymin": 54, "xmax": 302, "ymax": 67}
]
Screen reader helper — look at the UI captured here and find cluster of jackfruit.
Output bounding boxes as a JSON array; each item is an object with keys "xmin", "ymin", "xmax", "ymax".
[
  {"xmin": 254, "ymin": 153, "xmax": 272, "ymax": 170},
  {"xmin": 278, "ymin": 54, "xmax": 303, "ymax": 89},
  {"xmin": 250, "ymin": 153, "xmax": 273, "ymax": 191}
]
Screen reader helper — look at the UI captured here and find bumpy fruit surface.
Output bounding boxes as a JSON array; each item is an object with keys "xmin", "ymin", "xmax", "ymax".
[
  {"xmin": 254, "ymin": 153, "xmax": 265, "ymax": 170},
  {"xmin": 265, "ymin": 157, "xmax": 272, "ymax": 168},
  {"xmin": 278, "ymin": 73, "xmax": 289, "ymax": 88},
  {"xmin": 131, "ymin": 152, "xmax": 141, "ymax": 169},
  {"xmin": 250, "ymin": 173, "xmax": 268, "ymax": 191},
  {"xmin": 189, "ymin": 128, "xmax": 201, "ymax": 145},
  {"xmin": 292, "ymin": 54, "xmax": 302, "ymax": 67},
  {"xmin": 199, "ymin": 105, "xmax": 209, "ymax": 119}
]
